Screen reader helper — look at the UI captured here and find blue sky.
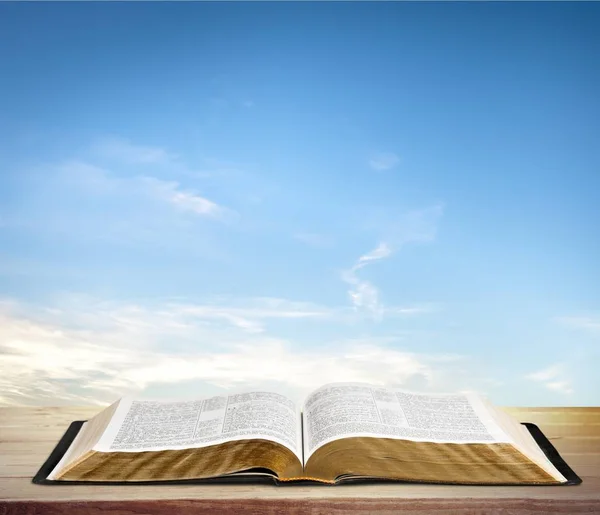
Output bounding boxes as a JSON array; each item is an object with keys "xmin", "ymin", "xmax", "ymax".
[{"xmin": 1, "ymin": 2, "xmax": 599, "ymax": 406}]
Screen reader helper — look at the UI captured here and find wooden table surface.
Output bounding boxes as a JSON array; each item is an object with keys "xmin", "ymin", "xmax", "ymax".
[{"xmin": 0, "ymin": 406, "xmax": 599, "ymax": 514}]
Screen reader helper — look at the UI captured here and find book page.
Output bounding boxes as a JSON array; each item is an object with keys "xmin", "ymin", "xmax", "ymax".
[
  {"xmin": 303, "ymin": 382, "xmax": 513, "ymax": 461},
  {"xmin": 94, "ymin": 391, "xmax": 303, "ymax": 462}
]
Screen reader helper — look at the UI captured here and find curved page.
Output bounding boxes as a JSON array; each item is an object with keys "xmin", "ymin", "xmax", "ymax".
[
  {"xmin": 94, "ymin": 392, "xmax": 303, "ymax": 463},
  {"xmin": 303, "ymin": 382, "xmax": 512, "ymax": 462}
]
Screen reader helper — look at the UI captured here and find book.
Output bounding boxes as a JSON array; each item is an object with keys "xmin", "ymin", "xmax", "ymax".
[{"xmin": 34, "ymin": 382, "xmax": 581, "ymax": 486}]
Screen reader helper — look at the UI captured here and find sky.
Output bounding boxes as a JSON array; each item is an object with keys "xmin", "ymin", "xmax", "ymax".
[{"xmin": 0, "ymin": 2, "xmax": 599, "ymax": 407}]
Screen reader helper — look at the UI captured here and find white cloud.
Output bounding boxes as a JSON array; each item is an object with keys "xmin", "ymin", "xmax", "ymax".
[
  {"xmin": 342, "ymin": 243, "xmax": 389, "ymax": 320},
  {"xmin": 369, "ymin": 152, "xmax": 400, "ymax": 171},
  {"xmin": 40, "ymin": 138, "xmax": 235, "ymax": 224},
  {"xmin": 173, "ymin": 297, "xmax": 332, "ymax": 334},
  {"xmin": 545, "ymin": 381, "xmax": 573, "ymax": 393},
  {"xmin": 140, "ymin": 177, "xmax": 236, "ymax": 221},
  {"xmin": 55, "ymin": 159, "xmax": 235, "ymax": 224},
  {"xmin": 526, "ymin": 364, "xmax": 573, "ymax": 394},
  {"xmin": 383, "ymin": 305, "xmax": 438, "ymax": 317},
  {"xmin": 526, "ymin": 364, "xmax": 562, "ymax": 382},
  {"xmin": 0, "ymin": 297, "xmax": 466, "ymax": 406},
  {"xmin": 341, "ymin": 205, "xmax": 443, "ymax": 319},
  {"xmin": 557, "ymin": 315, "xmax": 600, "ymax": 334},
  {"xmin": 345, "ymin": 275, "xmax": 383, "ymax": 320},
  {"xmin": 357, "ymin": 242, "xmax": 392, "ymax": 266},
  {"xmin": 170, "ymin": 190, "xmax": 222, "ymax": 215}
]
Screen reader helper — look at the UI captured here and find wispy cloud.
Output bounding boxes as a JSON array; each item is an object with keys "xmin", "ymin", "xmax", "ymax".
[
  {"xmin": 140, "ymin": 176, "xmax": 236, "ymax": 221},
  {"xmin": 383, "ymin": 305, "xmax": 438, "ymax": 317},
  {"xmin": 0, "ymin": 143, "xmax": 242, "ymax": 261},
  {"xmin": 59, "ymin": 160, "xmax": 236, "ymax": 222},
  {"xmin": 0, "ymin": 296, "xmax": 465, "ymax": 406},
  {"xmin": 342, "ymin": 206, "xmax": 443, "ymax": 320},
  {"xmin": 173, "ymin": 297, "xmax": 332, "ymax": 334},
  {"xmin": 342, "ymin": 243, "xmax": 390, "ymax": 320},
  {"xmin": 86, "ymin": 138, "xmax": 243, "ymax": 221},
  {"xmin": 357, "ymin": 242, "xmax": 392, "ymax": 265},
  {"xmin": 369, "ymin": 152, "xmax": 400, "ymax": 171},
  {"xmin": 46, "ymin": 147, "xmax": 236, "ymax": 223},
  {"xmin": 525, "ymin": 364, "xmax": 573, "ymax": 394}
]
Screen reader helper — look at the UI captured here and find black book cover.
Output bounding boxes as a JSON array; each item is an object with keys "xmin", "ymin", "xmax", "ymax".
[{"xmin": 32, "ymin": 421, "xmax": 582, "ymax": 486}]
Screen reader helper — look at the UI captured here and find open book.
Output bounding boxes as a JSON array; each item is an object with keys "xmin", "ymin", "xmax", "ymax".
[{"xmin": 36, "ymin": 383, "xmax": 581, "ymax": 485}]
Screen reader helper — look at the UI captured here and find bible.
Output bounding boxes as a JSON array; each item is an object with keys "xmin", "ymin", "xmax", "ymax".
[{"xmin": 34, "ymin": 382, "xmax": 581, "ymax": 486}]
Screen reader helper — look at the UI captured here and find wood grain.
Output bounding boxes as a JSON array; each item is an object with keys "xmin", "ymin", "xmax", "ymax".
[
  {"xmin": 2, "ymin": 499, "xmax": 600, "ymax": 515},
  {"xmin": 1, "ymin": 406, "xmax": 599, "ymax": 514}
]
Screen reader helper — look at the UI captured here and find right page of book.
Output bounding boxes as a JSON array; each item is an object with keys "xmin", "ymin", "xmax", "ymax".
[{"xmin": 302, "ymin": 382, "xmax": 513, "ymax": 463}]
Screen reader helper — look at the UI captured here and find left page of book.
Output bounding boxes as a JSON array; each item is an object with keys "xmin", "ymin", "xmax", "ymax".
[{"xmin": 93, "ymin": 392, "xmax": 303, "ymax": 462}]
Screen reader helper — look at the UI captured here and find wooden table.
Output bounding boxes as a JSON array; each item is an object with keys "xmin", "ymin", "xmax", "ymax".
[{"xmin": 1, "ymin": 407, "xmax": 599, "ymax": 514}]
